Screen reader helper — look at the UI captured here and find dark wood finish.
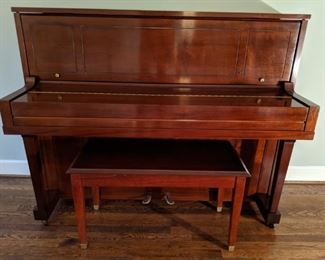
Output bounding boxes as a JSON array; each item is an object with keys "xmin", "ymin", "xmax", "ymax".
[
  {"xmin": 0, "ymin": 8, "xmax": 319, "ymax": 227},
  {"xmin": 269, "ymin": 141, "xmax": 295, "ymax": 212},
  {"xmin": 71, "ymin": 175, "xmax": 87, "ymax": 247},
  {"xmin": 256, "ymin": 140, "xmax": 279, "ymax": 194},
  {"xmin": 291, "ymin": 19, "xmax": 309, "ymax": 83},
  {"xmin": 240, "ymin": 140, "xmax": 266, "ymax": 195},
  {"xmin": 217, "ymin": 188, "xmax": 225, "ymax": 212},
  {"xmin": 228, "ymin": 177, "xmax": 246, "ymax": 249},
  {"xmin": 254, "ymin": 140, "xmax": 295, "ymax": 227},
  {"xmin": 68, "ymin": 139, "xmax": 249, "ymax": 250},
  {"xmin": 19, "ymin": 15, "xmax": 300, "ymax": 85},
  {"xmin": 22, "ymin": 136, "xmax": 59, "ymax": 220},
  {"xmin": 92, "ymin": 186, "xmax": 100, "ymax": 210},
  {"xmin": 13, "ymin": 13, "xmax": 30, "ymax": 77},
  {"xmin": 69, "ymin": 139, "xmax": 248, "ymax": 175}
]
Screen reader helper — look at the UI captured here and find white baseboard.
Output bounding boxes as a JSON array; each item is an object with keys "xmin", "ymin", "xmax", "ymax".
[
  {"xmin": 285, "ymin": 166, "xmax": 325, "ymax": 181},
  {"xmin": 0, "ymin": 160, "xmax": 324, "ymax": 181},
  {"xmin": 0, "ymin": 160, "xmax": 30, "ymax": 176}
]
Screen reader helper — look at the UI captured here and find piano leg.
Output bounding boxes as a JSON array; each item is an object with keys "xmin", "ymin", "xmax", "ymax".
[
  {"xmin": 254, "ymin": 140, "xmax": 295, "ymax": 227},
  {"xmin": 71, "ymin": 174, "xmax": 88, "ymax": 249},
  {"xmin": 228, "ymin": 176, "xmax": 246, "ymax": 250},
  {"xmin": 217, "ymin": 188, "xmax": 224, "ymax": 212},
  {"xmin": 92, "ymin": 186, "xmax": 100, "ymax": 210},
  {"xmin": 23, "ymin": 136, "xmax": 60, "ymax": 221}
]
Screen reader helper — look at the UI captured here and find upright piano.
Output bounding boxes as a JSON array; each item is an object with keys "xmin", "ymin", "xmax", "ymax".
[{"xmin": 0, "ymin": 7, "xmax": 319, "ymax": 227}]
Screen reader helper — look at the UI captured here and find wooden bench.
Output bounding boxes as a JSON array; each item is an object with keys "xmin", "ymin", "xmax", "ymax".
[{"xmin": 67, "ymin": 138, "xmax": 250, "ymax": 251}]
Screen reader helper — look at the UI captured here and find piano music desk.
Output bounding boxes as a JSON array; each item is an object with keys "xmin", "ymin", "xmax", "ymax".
[{"xmin": 67, "ymin": 139, "xmax": 250, "ymax": 251}]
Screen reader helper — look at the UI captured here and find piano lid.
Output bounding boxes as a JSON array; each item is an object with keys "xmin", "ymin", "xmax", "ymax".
[
  {"xmin": 13, "ymin": 7, "xmax": 308, "ymax": 86},
  {"xmin": 14, "ymin": 83, "xmax": 303, "ymax": 108},
  {"xmin": 12, "ymin": 1, "xmax": 311, "ymax": 19}
]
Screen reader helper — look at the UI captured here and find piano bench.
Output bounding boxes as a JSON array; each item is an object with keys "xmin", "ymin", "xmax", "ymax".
[{"xmin": 67, "ymin": 138, "xmax": 250, "ymax": 252}]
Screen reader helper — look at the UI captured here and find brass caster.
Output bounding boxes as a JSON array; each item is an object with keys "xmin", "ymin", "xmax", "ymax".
[
  {"xmin": 80, "ymin": 243, "xmax": 88, "ymax": 249},
  {"xmin": 93, "ymin": 205, "xmax": 99, "ymax": 211},
  {"xmin": 228, "ymin": 245, "xmax": 235, "ymax": 252},
  {"xmin": 217, "ymin": 206, "xmax": 223, "ymax": 213}
]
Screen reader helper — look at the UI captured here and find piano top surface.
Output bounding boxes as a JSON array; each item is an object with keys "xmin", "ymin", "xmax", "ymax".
[{"xmin": 11, "ymin": 6, "xmax": 309, "ymax": 20}]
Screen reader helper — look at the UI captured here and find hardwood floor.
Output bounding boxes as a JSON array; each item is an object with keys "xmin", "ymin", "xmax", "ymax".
[{"xmin": 0, "ymin": 177, "xmax": 324, "ymax": 259}]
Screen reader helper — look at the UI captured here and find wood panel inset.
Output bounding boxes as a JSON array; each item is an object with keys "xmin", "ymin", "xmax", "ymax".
[
  {"xmin": 244, "ymin": 31, "xmax": 294, "ymax": 82},
  {"xmin": 82, "ymin": 26, "xmax": 241, "ymax": 78},
  {"xmin": 30, "ymin": 24, "xmax": 77, "ymax": 73}
]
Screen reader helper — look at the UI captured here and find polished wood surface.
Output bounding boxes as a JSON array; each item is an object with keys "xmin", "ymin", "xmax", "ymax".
[
  {"xmin": 1, "ymin": 177, "xmax": 325, "ymax": 259},
  {"xmin": 70, "ymin": 139, "xmax": 248, "ymax": 174},
  {"xmin": 20, "ymin": 14, "xmax": 300, "ymax": 85},
  {"xmin": 68, "ymin": 139, "xmax": 248, "ymax": 250},
  {"xmin": 0, "ymin": 8, "xmax": 319, "ymax": 227},
  {"xmin": 4, "ymin": 84, "xmax": 315, "ymax": 138}
]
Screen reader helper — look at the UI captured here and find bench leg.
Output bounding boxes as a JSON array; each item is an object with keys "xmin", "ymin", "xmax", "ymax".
[
  {"xmin": 228, "ymin": 177, "xmax": 246, "ymax": 251},
  {"xmin": 217, "ymin": 188, "xmax": 224, "ymax": 212},
  {"xmin": 71, "ymin": 175, "xmax": 88, "ymax": 249},
  {"xmin": 92, "ymin": 186, "xmax": 100, "ymax": 210}
]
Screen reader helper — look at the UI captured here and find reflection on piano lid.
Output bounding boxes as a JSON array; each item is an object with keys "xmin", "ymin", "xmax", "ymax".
[{"xmin": 20, "ymin": 89, "xmax": 299, "ymax": 107}]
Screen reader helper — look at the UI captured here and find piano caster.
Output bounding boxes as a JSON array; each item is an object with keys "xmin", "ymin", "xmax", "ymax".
[
  {"xmin": 80, "ymin": 243, "xmax": 88, "ymax": 249},
  {"xmin": 163, "ymin": 192, "xmax": 175, "ymax": 205},
  {"xmin": 42, "ymin": 220, "xmax": 49, "ymax": 226},
  {"xmin": 217, "ymin": 206, "xmax": 223, "ymax": 213},
  {"xmin": 93, "ymin": 205, "xmax": 99, "ymax": 211},
  {"xmin": 228, "ymin": 245, "xmax": 235, "ymax": 252},
  {"xmin": 142, "ymin": 193, "xmax": 152, "ymax": 205}
]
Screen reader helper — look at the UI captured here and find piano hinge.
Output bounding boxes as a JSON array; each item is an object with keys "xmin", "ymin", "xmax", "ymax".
[
  {"xmin": 283, "ymin": 82, "xmax": 294, "ymax": 95},
  {"xmin": 25, "ymin": 76, "xmax": 37, "ymax": 88}
]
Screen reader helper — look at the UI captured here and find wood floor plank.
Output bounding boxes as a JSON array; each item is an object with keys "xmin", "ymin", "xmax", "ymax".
[{"xmin": 0, "ymin": 177, "xmax": 324, "ymax": 259}]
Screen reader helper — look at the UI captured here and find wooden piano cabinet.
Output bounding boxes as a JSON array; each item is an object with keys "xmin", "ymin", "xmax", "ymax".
[
  {"xmin": 22, "ymin": 135, "xmax": 294, "ymax": 228},
  {"xmin": 22, "ymin": 136, "xmax": 59, "ymax": 220},
  {"xmin": 255, "ymin": 140, "xmax": 295, "ymax": 226},
  {"xmin": 22, "ymin": 136, "xmax": 85, "ymax": 220},
  {"xmin": 0, "ymin": 8, "xmax": 319, "ymax": 228},
  {"xmin": 240, "ymin": 139, "xmax": 295, "ymax": 226}
]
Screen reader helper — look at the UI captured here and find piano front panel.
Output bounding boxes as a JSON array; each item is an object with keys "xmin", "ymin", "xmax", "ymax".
[
  {"xmin": 28, "ymin": 24, "xmax": 77, "ymax": 73},
  {"xmin": 21, "ymin": 15, "xmax": 299, "ymax": 85},
  {"xmin": 244, "ymin": 30, "xmax": 298, "ymax": 81}
]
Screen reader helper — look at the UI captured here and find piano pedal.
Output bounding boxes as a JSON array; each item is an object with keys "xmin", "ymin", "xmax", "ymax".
[
  {"xmin": 142, "ymin": 192, "xmax": 152, "ymax": 205},
  {"xmin": 163, "ymin": 192, "xmax": 175, "ymax": 205}
]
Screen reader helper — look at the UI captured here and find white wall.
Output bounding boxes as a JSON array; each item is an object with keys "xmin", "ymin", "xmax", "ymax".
[
  {"xmin": 0, "ymin": 0, "xmax": 324, "ymax": 179},
  {"xmin": 262, "ymin": 0, "xmax": 325, "ymax": 167}
]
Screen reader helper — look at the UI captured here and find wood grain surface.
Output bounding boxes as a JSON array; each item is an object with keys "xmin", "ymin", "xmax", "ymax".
[{"xmin": 0, "ymin": 177, "xmax": 324, "ymax": 259}]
